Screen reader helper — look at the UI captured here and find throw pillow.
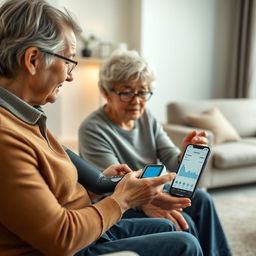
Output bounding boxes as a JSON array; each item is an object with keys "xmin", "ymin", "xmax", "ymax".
[{"xmin": 186, "ymin": 107, "xmax": 241, "ymax": 144}]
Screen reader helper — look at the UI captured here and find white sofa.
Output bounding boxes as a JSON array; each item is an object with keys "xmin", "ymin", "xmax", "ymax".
[{"xmin": 163, "ymin": 99, "xmax": 256, "ymax": 189}]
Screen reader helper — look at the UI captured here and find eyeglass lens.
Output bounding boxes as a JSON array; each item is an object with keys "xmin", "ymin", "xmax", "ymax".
[{"xmin": 120, "ymin": 92, "xmax": 152, "ymax": 102}]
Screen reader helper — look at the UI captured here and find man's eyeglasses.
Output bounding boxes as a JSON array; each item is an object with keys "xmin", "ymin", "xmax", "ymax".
[
  {"xmin": 41, "ymin": 50, "xmax": 78, "ymax": 74},
  {"xmin": 111, "ymin": 89, "xmax": 153, "ymax": 102}
]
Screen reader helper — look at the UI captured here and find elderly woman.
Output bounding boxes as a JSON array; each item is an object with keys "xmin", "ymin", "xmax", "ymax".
[
  {"xmin": 79, "ymin": 50, "xmax": 232, "ymax": 256},
  {"xmin": 0, "ymin": 1, "xmax": 205, "ymax": 256}
]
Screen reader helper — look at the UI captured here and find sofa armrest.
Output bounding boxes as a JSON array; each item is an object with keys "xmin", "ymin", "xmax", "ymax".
[{"xmin": 162, "ymin": 124, "xmax": 214, "ymax": 149}]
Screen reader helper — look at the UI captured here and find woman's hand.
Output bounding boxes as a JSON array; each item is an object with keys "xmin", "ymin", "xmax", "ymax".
[
  {"xmin": 179, "ymin": 130, "xmax": 208, "ymax": 161},
  {"xmin": 140, "ymin": 204, "xmax": 189, "ymax": 231},
  {"xmin": 151, "ymin": 192, "xmax": 191, "ymax": 210},
  {"xmin": 110, "ymin": 171, "xmax": 175, "ymax": 213},
  {"xmin": 103, "ymin": 164, "xmax": 133, "ymax": 177}
]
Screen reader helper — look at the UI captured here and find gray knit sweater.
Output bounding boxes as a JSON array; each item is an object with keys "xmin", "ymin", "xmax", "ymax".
[{"xmin": 78, "ymin": 106, "xmax": 180, "ymax": 172}]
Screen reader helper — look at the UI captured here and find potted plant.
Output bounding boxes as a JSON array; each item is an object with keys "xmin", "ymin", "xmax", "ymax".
[{"xmin": 80, "ymin": 34, "xmax": 97, "ymax": 57}]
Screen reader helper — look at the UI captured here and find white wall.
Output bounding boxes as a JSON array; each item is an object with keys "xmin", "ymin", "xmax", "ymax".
[
  {"xmin": 57, "ymin": 0, "xmax": 140, "ymax": 56},
  {"xmin": 48, "ymin": 0, "xmax": 58, "ymax": 6},
  {"xmin": 141, "ymin": 0, "xmax": 238, "ymax": 122}
]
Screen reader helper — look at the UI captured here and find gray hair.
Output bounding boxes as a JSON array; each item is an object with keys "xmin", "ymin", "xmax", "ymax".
[
  {"xmin": 99, "ymin": 50, "xmax": 155, "ymax": 93},
  {"xmin": 0, "ymin": 0, "xmax": 82, "ymax": 78}
]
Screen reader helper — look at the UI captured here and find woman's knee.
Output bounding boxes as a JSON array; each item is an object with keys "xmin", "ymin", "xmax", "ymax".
[
  {"xmin": 193, "ymin": 189, "xmax": 213, "ymax": 205},
  {"xmin": 154, "ymin": 232, "xmax": 202, "ymax": 255},
  {"xmin": 171, "ymin": 232, "xmax": 203, "ymax": 255}
]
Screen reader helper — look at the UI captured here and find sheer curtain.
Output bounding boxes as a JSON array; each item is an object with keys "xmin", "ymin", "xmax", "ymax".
[{"xmin": 228, "ymin": 0, "xmax": 256, "ymax": 98}]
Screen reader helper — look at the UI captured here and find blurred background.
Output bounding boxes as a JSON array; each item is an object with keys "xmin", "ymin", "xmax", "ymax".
[{"xmin": 40, "ymin": 1, "xmax": 252, "ymax": 147}]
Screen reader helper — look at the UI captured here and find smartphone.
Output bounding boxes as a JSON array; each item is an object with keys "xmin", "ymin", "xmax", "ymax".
[
  {"xmin": 140, "ymin": 164, "xmax": 165, "ymax": 178},
  {"xmin": 169, "ymin": 144, "xmax": 210, "ymax": 198}
]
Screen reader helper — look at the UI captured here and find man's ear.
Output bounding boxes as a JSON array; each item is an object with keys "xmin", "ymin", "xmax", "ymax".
[{"xmin": 23, "ymin": 47, "xmax": 41, "ymax": 75}]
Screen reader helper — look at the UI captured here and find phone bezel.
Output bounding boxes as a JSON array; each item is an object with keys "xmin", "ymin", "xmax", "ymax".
[
  {"xmin": 169, "ymin": 144, "xmax": 210, "ymax": 198},
  {"xmin": 140, "ymin": 164, "xmax": 165, "ymax": 178}
]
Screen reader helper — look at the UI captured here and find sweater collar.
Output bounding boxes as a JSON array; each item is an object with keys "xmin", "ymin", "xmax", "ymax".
[{"xmin": 0, "ymin": 87, "xmax": 46, "ymax": 125}]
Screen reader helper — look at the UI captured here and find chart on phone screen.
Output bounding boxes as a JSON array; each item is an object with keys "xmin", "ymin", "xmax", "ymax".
[
  {"xmin": 179, "ymin": 165, "xmax": 198, "ymax": 179},
  {"xmin": 173, "ymin": 146, "xmax": 208, "ymax": 191}
]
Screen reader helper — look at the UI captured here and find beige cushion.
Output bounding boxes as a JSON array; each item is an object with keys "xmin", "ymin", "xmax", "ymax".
[{"xmin": 186, "ymin": 107, "xmax": 241, "ymax": 144}]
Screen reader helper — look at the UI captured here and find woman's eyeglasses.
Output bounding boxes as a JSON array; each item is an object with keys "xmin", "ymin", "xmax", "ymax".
[
  {"xmin": 111, "ymin": 89, "xmax": 153, "ymax": 102},
  {"xmin": 41, "ymin": 50, "xmax": 78, "ymax": 74}
]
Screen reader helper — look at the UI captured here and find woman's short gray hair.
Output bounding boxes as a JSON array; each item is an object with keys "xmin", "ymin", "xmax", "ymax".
[
  {"xmin": 99, "ymin": 50, "xmax": 155, "ymax": 93},
  {"xmin": 0, "ymin": 0, "xmax": 82, "ymax": 78}
]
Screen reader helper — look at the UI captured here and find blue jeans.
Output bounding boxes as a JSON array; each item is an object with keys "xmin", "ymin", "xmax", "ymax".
[
  {"xmin": 122, "ymin": 189, "xmax": 232, "ymax": 256},
  {"xmin": 76, "ymin": 218, "xmax": 203, "ymax": 256}
]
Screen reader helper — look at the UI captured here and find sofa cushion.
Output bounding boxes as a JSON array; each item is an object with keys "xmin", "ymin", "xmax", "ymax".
[
  {"xmin": 167, "ymin": 99, "xmax": 256, "ymax": 137},
  {"xmin": 186, "ymin": 107, "xmax": 241, "ymax": 144},
  {"xmin": 213, "ymin": 142, "xmax": 256, "ymax": 169},
  {"xmin": 240, "ymin": 137, "xmax": 256, "ymax": 145}
]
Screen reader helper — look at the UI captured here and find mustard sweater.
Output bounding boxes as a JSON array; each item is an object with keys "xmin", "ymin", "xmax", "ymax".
[{"xmin": 0, "ymin": 105, "xmax": 121, "ymax": 256}]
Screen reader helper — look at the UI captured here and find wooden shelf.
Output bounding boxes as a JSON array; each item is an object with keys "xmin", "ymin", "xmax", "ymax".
[{"xmin": 77, "ymin": 57, "xmax": 103, "ymax": 65}]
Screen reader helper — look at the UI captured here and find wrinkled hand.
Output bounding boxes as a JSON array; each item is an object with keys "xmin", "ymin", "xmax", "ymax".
[
  {"xmin": 152, "ymin": 192, "xmax": 191, "ymax": 210},
  {"xmin": 140, "ymin": 204, "xmax": 189, "ymax": 231},
  {"xmin": 103, "ymin": 164, "xmax": 132, "ymax": 177},
  {"xmin": 179, "ymin": 130, "xmax": 208, "ymax": 161},
  {"xmin": 111, "ymin": 171, "xmax": 176, "ymax": 213}
]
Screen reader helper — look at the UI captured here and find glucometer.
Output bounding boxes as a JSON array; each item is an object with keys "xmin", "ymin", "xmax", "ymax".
[
  {"xmin": 140, "ymin": 164, "xmax": 165, "ymax": 178},
  {"xmin": 65, "ymin": 147, "xmax": 123, "ymax": 194}
]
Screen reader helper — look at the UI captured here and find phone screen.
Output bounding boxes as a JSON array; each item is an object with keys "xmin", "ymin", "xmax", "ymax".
[
  {"xmin": 141, "ymin": 165, "xmax": 164, "ymax": 178},
  {"xmin": 170, "ymin": 144, "xmax": 210, "ymax": 198}
]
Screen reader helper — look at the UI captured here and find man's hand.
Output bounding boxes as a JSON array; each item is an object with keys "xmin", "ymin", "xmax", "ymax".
[
  {"xmin": 152, "ymin": 192, "xmax": 191, "ymax": 210},
  {"xmin": 103, "ymin": 164, "xmax": 132, "ymax": 177},
  {"xmin": 111, "ymin": 171, "xmax": 176, "ymax": 213},
  {"xmin": 141, "ymin": 204, "xmax": 189, "ymax": 231}
]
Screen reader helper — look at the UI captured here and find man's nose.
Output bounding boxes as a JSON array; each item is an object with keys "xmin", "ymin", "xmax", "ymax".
[{"xmin": 66, "ymin": 72, "xmax": 74, "ymax": 82}]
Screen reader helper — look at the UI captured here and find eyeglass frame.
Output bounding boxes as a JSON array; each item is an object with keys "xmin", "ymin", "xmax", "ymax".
[
  {"xmin": 41, "ymin": 50, "xmax": 78, "ymax": 74},
  {"xmin": 110, "ymin": 89, "xmax": 153, "ymax": 102}
]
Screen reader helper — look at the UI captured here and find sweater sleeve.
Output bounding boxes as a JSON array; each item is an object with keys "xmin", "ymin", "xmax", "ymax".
[{"xmin": 0, "ymin": 128, "xmax": 122, "ymax": 256}]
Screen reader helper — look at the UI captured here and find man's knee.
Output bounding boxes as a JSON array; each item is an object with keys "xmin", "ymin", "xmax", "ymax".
[
  {"xmin": 155, "ymin": 218, "xmax": 177, "ymax": 231},
  {"xmin": 141, "ymin": 218, "xmax": 177, "ymax": 233}
]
